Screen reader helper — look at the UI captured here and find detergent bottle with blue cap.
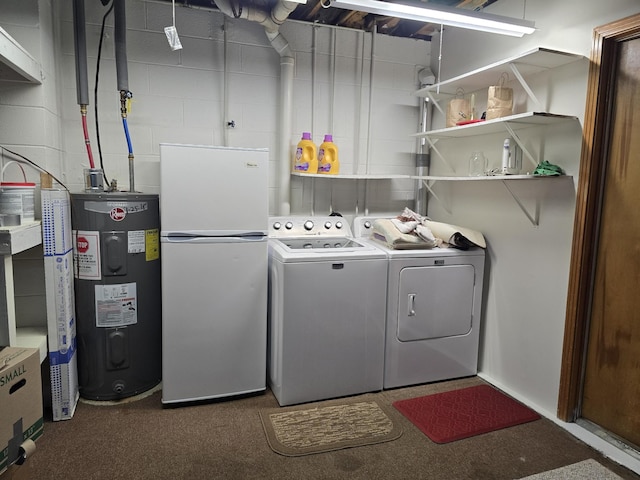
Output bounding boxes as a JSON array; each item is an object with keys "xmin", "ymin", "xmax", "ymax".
[
  {"xmin": 293, "ymin": 132, "xmax": 318, "ymax": 173},
  {"xmin": 318, "ymin": 134, "xmax": 339, "ymax": 175}
]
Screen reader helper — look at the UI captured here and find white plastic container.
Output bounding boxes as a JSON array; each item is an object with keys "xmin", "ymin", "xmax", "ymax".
[{"xmin": 0, "ymin": 182, "xmax": 36, "ymax": 224}]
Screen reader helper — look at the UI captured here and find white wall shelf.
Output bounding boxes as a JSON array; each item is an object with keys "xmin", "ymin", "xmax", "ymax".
[
  {"xmin": 0, "ymin": 26, "xmax": 42, "ymax": 83},
  {"xmin": 414, "ymin": 47, "xmax": 583, "ymax": 113},
  {"xmin": 413, "ymin": 174, "xmax": 566, "ymax": 181},
  {"xmin": 415, "ymin": 175, "xmax": 572, "ymax": 227},
  {"xmin": 0, "ymin": 222, "xmax": 45, "ymax": 361},
  {"xmin": 412, "ymin": 112, "xmax": 578, "ymax": 140},
  {"xmin": 411, "ymin": 47, "xmax": 583, "ymax": 227},
  {"xmin": 414, "ymin": 113, "xmax": 579, "ymax": 173},
  {"xmin": 292, "ymin": 172, "xmax": 411, "ymax": 180}
]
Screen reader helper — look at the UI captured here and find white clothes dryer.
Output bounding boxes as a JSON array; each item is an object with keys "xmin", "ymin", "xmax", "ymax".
[
  {"xmin": 353, "ymin": 217, "xmax": 485, "ymax": 390},
  {"xmin": 267, "ymin": 216, "xmax": 387, "ymax": 406}
]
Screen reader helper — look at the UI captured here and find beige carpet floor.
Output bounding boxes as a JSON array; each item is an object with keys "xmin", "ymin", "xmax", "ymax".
[{"xmin": 16, "ymin": 377, "xmax": 640, "ymax": 480}]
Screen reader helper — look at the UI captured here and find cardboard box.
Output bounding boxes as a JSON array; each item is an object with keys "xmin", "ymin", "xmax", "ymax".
[
  {"xmin": 0, "ymin": 347, "xmax": 43, "ymax": 475},
  {"xmin": 41, "ymin": 189, "xmax": 79, "ymax": 421}
]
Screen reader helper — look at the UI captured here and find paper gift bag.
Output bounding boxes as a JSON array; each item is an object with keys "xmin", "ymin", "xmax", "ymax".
[
  {"xmin": 446, "ymin": 89, "xmax": 470, "ymax": 127},
  {"xmin": 486, "ymin": 73, "xmax": 513, "ymax": 120}
]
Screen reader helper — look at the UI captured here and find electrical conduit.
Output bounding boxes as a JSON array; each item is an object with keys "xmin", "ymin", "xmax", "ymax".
[
  {"xmin": 114, "ymin": 0, "xmax": 135, "ymax": 192},
  {"xmin": 73, "ymin": 0, "xmax": 95, "ymax": 169},
  {"xmin": 213, "ymin": 0, "xmax": 298, "ymax": 215}
]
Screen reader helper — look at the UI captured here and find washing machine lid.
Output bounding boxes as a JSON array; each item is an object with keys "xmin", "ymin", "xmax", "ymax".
[{"xmin": 268, "ymin": 237, "xmax": 386, "ymax": 262}]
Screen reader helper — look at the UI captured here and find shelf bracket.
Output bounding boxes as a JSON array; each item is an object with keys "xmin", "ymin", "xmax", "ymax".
[
  {"xmin": 423, "ymin": 137, "xmax": 456, "ymax": 174},
  {"xmin": 503, "ymin": 122, "xmax": 538, "ymax": 169},
  {"xmin": 425, "ymin": 91, "xmax": 445, "ymax": 116},
  {"xmin": 509, "ymin": 62, "xmax": 543, "ymax": 111},
  {"xmin": 422, "ymin": 179, "xmax": 451, "ymax": 214},
  {"xmin": 501, "ymin": 180, "xmax": 539, "ymax": 226}
]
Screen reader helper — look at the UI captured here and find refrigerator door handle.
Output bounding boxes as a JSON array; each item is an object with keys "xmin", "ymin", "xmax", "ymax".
[{"xmin": 163, "ymin": 234, "xmax": 267, "ymax": 243}]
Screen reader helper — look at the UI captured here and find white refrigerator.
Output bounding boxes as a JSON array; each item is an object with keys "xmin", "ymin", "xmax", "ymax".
[{"xmin": 159, "ymin": 143, "xmax": 269, "ymax": 404}]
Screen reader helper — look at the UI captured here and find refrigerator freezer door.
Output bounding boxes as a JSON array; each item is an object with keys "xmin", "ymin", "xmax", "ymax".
[
  {"xmin": 160, "ymin": 144, "xmax": 268, "ymax": 235},
  {"xmin": 161, "ymin": 238, "xmax": 268, "ymax": 403}
]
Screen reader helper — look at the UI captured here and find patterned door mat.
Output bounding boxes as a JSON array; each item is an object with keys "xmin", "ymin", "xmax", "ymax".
[{"xmin": 259, "ymin": 399, "xmax": 403, "ymax": 456}]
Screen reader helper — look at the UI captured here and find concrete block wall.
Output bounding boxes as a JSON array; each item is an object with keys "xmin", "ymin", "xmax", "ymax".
[
  {"xmin": 48, "ymin": 0, "xmax": 430, "ymax": 216},
  {"xmin": 0, "ymin": 0, "xmax": 62, "ymax": 329},
  {"xmin": 0, "ymin": 0, "xmax": 63, "ymax": 184}
]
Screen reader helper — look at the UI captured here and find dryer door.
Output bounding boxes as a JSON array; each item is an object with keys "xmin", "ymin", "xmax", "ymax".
[{"xmin": 397, "ymin": 264, "xmax": 475, "ymax": 341}]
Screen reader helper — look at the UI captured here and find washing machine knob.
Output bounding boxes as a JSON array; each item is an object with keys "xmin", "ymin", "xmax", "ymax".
[
  {"xmin": 335, "ymin": 221, "xmax": 343, "ymax": 229},
  {"xmin": 364, "ymin": 221, "xmax": 371, "ymax": 229},
  {"xmin": 285, "ymin": 222, "xmax": 293, "ymax": 230},
  {"xmin": 304, "ymin": 220, "xmax": 314, "ymax": 231},
  {"xmin": 273, "ymin": 222, "xmax": 282, "ymax": 230},
  {"xmin": 324, "ymin": 221, "xmax": 332, "ymax": 229}
]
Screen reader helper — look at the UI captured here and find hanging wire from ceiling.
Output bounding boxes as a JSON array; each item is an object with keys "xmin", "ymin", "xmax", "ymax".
[{"xmin": 94, "ymin": 0, "xmax": 115, "ymax": 185}]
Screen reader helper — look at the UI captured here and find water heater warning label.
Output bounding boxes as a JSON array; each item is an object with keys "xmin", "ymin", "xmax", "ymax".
[
  {"xmin": 128, "ymin": 230, "xmax": 145, "ymax": 253},
  {"xmin": 95, "ymin": 283, "xmax": 137, "ymax": 327},
  {"xmin": 73, "ymin": 230, "xmax": 101, "ymax": 280},
  {"xmin": 146, "ymin": 229, "xmax": 159, "ymax": 261}
]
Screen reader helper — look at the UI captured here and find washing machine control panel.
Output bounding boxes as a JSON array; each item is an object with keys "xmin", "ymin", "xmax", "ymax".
[{"xmin": 269, "ymin": 216, "xmax": 352, "ymax": 238}]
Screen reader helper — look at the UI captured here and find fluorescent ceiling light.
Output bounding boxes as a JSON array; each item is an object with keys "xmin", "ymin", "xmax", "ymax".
[{"xmin": 329, "ymin": 0, "xmax": 535, "ymax": 37}]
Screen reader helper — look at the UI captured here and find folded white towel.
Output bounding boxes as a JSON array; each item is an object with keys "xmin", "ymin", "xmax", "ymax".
[{"xmin": 390, "ymin": 218, "xmax": 419, "ymax": 234}]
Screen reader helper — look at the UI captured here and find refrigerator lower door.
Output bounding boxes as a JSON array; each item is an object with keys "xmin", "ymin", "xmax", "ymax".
[{"xmin": 161, "ymin": 238, "xmax": 267, "ymax": 403}]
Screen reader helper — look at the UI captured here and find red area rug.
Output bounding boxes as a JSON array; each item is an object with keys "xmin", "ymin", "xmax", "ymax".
[{"xmin": 393, "ymin": 384, "xmax": 540, "ymax": 444}]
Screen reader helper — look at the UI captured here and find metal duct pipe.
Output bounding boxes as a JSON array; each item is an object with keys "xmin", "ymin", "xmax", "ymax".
[
  {"xmin": 414, "ymin": 96, "xmax": 431, "ymax": 215},
  {"xmin": 214, "ymin": 0, "xmax": 298, "ymax": 214},
  {"xmin": 114, "ymin": 0, "xmax": 129, "ymax": 91},
  {"xmin": 72, "ymin": 0, "xmax": 89, "ymax": 105},
  {"xmin": 414, "ymin": 67, "xmax": 435, "ymax": 215}
]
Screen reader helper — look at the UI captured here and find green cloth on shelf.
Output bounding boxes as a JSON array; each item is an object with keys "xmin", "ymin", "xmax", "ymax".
[{"xmin": 533, "ymin": 160, "xmax": 564, "ymax": 176}]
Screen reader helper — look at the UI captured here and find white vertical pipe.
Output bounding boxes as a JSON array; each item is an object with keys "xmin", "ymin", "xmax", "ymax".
[
  {"xmin": 311, "ymin": 25, "xmax": 318, "ymax": 215},
  {"xmin": 278, "ymin": 56, "xmax": 294, "ymax": 215},
  {"xmin": 223, "ymin": 17, "xmax": 230, "ymax": 147},
  {"xmin": 365, "ymin": 24, "xmax": 376, "ymax": 175},
  {"xmin": 330, "ymin": 28, "xmax": 336, "ymax": 135},
  {"xmin": 312, "ymin": 25, "xmax": 317, "ymax": 137},
  {"xmin": 355, "ymin": 30, "xmax": 365, "ymax": 176}
]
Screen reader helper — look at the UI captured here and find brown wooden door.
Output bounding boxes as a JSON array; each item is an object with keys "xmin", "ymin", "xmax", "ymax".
[
  {"xmin": 580, "ymin": 36, "xmax": 640, "ymax": 448},
  {"xmin": 558, "ymin": 14, "xmax": 640, "ymax": 451}
]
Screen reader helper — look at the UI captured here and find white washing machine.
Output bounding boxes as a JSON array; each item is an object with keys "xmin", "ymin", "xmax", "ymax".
[
  {"xmin": 353, "ymin": 217, "xmax": 485, "ymax": 390},
  {"xmin": 267, "ymin": 216, "xmax": 387, "ymax": 406}
]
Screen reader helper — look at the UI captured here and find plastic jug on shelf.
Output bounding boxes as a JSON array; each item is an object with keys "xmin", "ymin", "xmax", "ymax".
[
  {"xmin": 318, "ymin": 134, "xmax": 339, "ymax": 175},
  {"xmin": 293, "ymin": 132, "xmax": 318, "ymax": 174}
]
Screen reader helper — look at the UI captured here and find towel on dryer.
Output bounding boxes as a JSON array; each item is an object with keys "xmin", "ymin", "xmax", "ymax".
[{"xmin": 372, "ymin": 219, "xmax": 440, "ymax": 249}]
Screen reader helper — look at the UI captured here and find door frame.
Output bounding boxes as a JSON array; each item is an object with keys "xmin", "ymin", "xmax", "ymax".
[{"xmin": 558, "ymin": 13, "xmax": 640, "ymax": 422}]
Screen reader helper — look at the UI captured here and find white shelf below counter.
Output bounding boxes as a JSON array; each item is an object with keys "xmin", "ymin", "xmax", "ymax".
[
  {"xmin": 0, "ymin": 221, "xmax": 43, "ymax": 255},
  {"xmin": 16, "ymin": 326, "xmax": 48, "ymax": 363}
]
